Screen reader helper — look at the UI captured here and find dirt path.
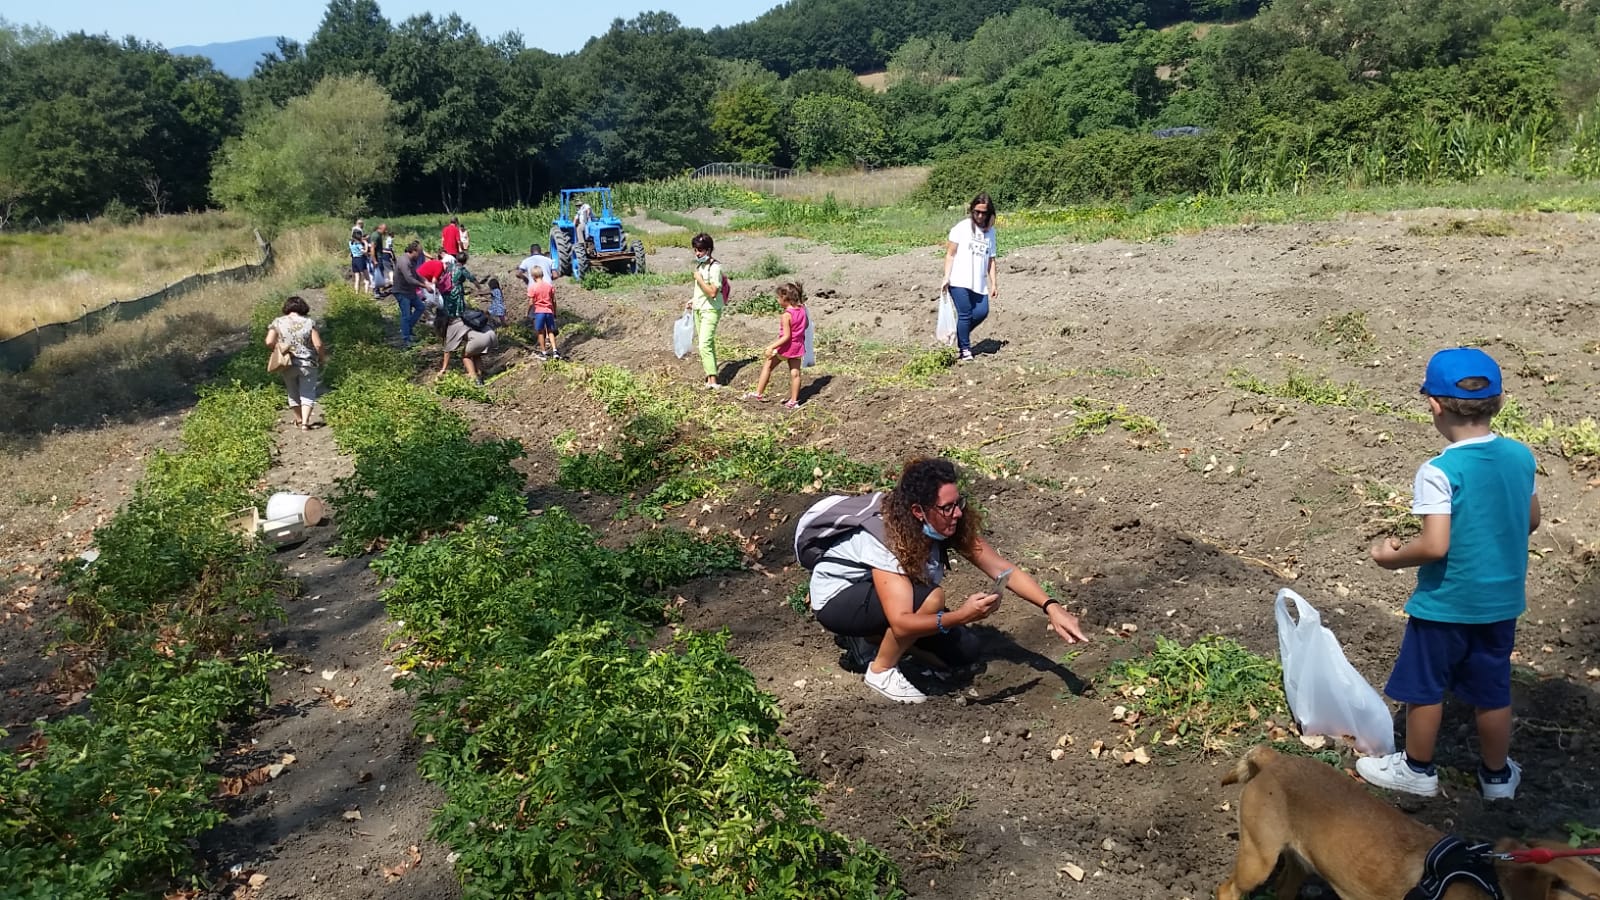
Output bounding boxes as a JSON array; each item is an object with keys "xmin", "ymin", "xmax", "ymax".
[{"xmin": 6, "ymin": 210, "xmax": 1598, "ymax": 899}]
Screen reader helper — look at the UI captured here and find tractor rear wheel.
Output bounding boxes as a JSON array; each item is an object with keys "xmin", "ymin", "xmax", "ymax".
[
  {"xmin": 573, "ymin": 239, "xmax": 588, "ymax": 281},
  {"xmin": 550, "ymin": 226, "xmax": 572, "ymax": 277},
  {"xmin": 631, "ymin": 239, "xmax": 646, "ymax": 275}
]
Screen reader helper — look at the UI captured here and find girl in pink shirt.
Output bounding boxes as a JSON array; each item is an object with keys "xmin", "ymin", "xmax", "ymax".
[{"xmin": 741, "ymin": 282, "xmax": 809, "ymax": 409}]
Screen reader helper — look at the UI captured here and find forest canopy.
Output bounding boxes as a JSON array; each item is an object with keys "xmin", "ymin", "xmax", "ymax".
[{"xmin": 1, "ymin": 0, "xmax": 1598, "ymax": 225}]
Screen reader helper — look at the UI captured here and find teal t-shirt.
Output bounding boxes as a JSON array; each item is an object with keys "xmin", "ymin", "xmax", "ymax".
[{"xmin": 1406, "ymin": 434, "xmax": 1536, "ymax": 623}]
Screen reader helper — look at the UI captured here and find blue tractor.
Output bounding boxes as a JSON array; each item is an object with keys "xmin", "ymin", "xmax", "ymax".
[{"xmin": 549, "ymin": 187, "xmax": 646, "ymax": 280}]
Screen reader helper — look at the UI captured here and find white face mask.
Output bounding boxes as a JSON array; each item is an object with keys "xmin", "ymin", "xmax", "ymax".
[{"xmin": 695, "ymin": 253, "xmax": 709, "ymax": 264}]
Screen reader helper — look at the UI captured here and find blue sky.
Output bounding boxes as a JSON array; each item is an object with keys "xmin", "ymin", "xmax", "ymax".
[{"xmin": 11, "ymin": 0, "xmax": 785, "ymax": 54}]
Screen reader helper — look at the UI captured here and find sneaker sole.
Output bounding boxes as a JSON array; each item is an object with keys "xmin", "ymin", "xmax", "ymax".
[{"xmin": 867, "ymin": 685, "xmax": 926, "ymax": 704}]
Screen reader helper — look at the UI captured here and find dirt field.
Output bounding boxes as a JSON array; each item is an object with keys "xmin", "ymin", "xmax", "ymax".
[{"xmin": 4, "ymin": 209, "xmax": 1599, "ymax": 898}]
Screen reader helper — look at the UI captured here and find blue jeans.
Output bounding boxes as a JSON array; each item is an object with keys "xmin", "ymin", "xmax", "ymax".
[
  {"xmin": 395, "ymin": 290, "xmax": 425, "ymax": 346},
  {"xmin": 947, "ymin": 286, "xmax": 989, "ymax": 354}
]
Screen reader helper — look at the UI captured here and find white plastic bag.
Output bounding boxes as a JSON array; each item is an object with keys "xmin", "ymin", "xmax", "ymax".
[
  {"xmin": 1275, "ymin": 588, "xmax": 1394, "ymax": 756},
  {"xmin": 935, "ymin": 290, "xmax": 956, "ymax": 346},
  {"xmin": 672, "ymin": 311, "xmax": 695, "ymax": 359},
  {"xmin": 801, "ymin": 316, "xmax": 816, "ymax": 367}
]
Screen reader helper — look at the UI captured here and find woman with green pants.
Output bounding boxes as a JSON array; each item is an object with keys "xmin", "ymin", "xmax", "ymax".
[{"xmin": 686, "ymin": 232, "xmax": 724, "ymax": 388}]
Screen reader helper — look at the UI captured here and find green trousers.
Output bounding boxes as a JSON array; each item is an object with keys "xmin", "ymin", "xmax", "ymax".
[{"xmin": 695, "ymin": 306, "xmax": 721, "ymax": 378}]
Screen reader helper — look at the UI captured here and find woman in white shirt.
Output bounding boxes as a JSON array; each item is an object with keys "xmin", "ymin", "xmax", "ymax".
[
  {"xmin": 807, "ymin": 457, "xmax": 1086, "ymax": 703},
  {"xmin": 940, "ymin": 193, "xmax": 999, "ymax": 363}
]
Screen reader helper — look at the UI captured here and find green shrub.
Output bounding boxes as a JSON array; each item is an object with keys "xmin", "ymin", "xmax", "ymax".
[
  {"xmin": 922, "ymin": 133, "xmax": 1222, "ymax": 207},
  {"xmin": 435, "ymin": 372, "xmax": 492, "ymax": 404},
  {"xmin": 899, "ymin": 346, "xmax": 958, "ymax": 382},
  {"xmin": 1, "ymin": 650, "xmax": 276, "ymax": 897},
  {"xmin": 293, "ymin": 257, "xmax": 343, "ymax": 289},
  {"xmin": 322, "ymin": 365, "xmax": 526, "ymax": 553},
  {"xmin": 742, "ymin": 252, "xmax": 794, "ymax": 279},
  {"xmin": 617, "ymin": 529, "xmax": 744, "ymax": 591},
  {"xmin": 372, "ymin": 511, "xmax": 901, "ymax": 899},
  {"xmin": 736, "ymin": 292, "xmax": 783, "ymax": 316},
  {"xmin": 24, "ymin": 367, "xmax": 287, "ymax": 897},
  {"xmin": 323, "ymin": 282, "xmax": 387, "ymax": 346}
]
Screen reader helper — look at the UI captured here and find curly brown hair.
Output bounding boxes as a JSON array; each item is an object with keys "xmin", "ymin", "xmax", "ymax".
[{"xmin": 881, "ymin": 457, "xmax": 982, "ymax": 583}]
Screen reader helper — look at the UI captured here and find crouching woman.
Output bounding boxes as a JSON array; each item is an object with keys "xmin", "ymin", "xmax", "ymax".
[{"xmin": 802, "ymin": 457, "xmax": 1087, "ymax": 704}]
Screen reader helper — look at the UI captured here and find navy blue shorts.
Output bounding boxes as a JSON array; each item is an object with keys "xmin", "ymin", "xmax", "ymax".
[
  {"xmin": 531, "ymin": 312, "xmax": 558, "ymax": 333},
  {"xmin": 1385, "ymin": 616, "xmax": 1516, "ymax": 709}
]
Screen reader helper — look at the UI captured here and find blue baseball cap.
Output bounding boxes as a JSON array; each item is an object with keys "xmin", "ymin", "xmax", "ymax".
[{"xmin": 1421, "ymin": 347, "xmax": 1502, "ymax": 399}]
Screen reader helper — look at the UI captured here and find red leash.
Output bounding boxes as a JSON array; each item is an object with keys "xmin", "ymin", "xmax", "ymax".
[{"xmin": 1492, "ymin": 846, "xmax": 1600, "ymax": 864}]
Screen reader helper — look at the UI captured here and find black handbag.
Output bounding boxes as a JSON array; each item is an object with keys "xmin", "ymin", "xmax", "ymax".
[{"xmin": 460, "ymin": 308, "xmax": 490, "ymax": 332}]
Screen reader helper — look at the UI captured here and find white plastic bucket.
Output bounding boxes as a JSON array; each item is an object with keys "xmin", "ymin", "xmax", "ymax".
[{"xmin": 266, "ymin": 492, "xmax": 324, "ymax": 526}]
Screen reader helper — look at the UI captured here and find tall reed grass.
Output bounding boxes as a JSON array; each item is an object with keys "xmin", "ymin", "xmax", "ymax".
[{"xmin": 0, "ymin": 211, "xmax": 262, "ymax": 340}]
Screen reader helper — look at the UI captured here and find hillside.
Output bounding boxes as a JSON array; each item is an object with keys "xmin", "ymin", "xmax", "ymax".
[
  {"xmin": 171, "ymin": 35, "xmax": 281, "ymax": 79},
  {"xmin": 707, "ymin": 0, "xmax": 1261, "ymax": 74}
]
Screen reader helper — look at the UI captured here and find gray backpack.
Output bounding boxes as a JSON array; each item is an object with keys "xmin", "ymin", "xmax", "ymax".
[{"xmin": 793, "ymin": 493, "xmax": 888, "ymax": 571}]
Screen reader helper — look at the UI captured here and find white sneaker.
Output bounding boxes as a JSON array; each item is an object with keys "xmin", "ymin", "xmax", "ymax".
[
  {"xmin": 1479, "ymin": 758, "xmax": 1522, "ymax": 800},
  {"xmin": 864, "ymin": 665, "xmax": 926, "ymax": 704},
  {"xmin": 1356, "ymin": 752, "xmax": 1439, "ymax": 797}
]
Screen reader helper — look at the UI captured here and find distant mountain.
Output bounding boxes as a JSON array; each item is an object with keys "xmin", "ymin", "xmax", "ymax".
[{"xmin": 170, "ymin": 36, "xmax": 282, "ymax": 79}]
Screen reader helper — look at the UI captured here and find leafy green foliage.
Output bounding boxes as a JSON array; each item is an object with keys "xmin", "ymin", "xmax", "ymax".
[
  {"xmin": 0, "ymin": 650, "xmax": 277, "ymax": 898},
  {"xmin": 790, "ymin": 94, "xmax": 887, "ymax": 168},
  {"xmin": 898, "ymin": 346, "xmax": 958, "ymax": 382},
  {"xmin": 740, "ymin": 252, "xmax": 795, "ymax": 279},
  {"xmin": 617, "ymin": 529, "xmax": 745, "ymax": 592},
  {"xmin": 550, "ymin": 364, "xmax": 884, "ymax": 519},
  {"xmin": 372, "ymin": 512, "xmax": 902, "ymax": 898},
  {"xmin": 435, "ymin": 372, "xmax": 492, "ymax": 403},
  {"xmin": 922, "ymin": 133, "xmax": 1223, "ymax": 208},
  {"xmin": 1105, "ymin": 635, "xmax": 1286, "ymax": 752},
  {"xmin": 321, "ymin": 363, "xmax": 525, "ymax": 553},
  {"xmin": 323, "ymin": 282, "xmax": 387, "ymax": 346},
  {"xmin": 65, "ymin": 384, "xmax": 285, "ymax": 647},
  {"xmin": 0, "ymin": 31, "xmax": 240, "ymax": 220},
  {"xmin": 14, "ymin": 361, "xmax": 288, "ymax": 897},
  {"xmin": 1230, "ymin": 368, "xmax": 1427, "ymax": 422},
  {"xmin": 736, "ymin": 292, "xmax": 783, "ymax": 316},
  {"xmin": 212, "ymin": 73, "xmax": 398, "ymax": 227},
  {"xmin": 1057, "ymin": 397, "xmax": 1165, "ymax": 441},
  {"xmin": 712, "ymin": 75, "xmax": 784, "ymax": 164}
]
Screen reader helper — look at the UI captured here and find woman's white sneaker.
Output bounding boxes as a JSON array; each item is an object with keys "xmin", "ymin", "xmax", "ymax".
[{"xmin": 864, "ymin": 665, "xmax": 926, "ymax": 703}]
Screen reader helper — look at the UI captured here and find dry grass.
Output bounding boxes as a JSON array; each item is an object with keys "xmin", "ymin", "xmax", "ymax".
[
  {"xmin": 0, "ymin": 211, "xmax": 262, "ymax": 340},
  {"xmin": 0, "ymin": 221, "xmax": 345, "ymax": 435},
  {"xmin": 715, "ymin": 166, "xmax": 931, "ymax": 207},
  {"xmin": 856, "ymin": 71, "xmax": 889, "ymax": 93}
]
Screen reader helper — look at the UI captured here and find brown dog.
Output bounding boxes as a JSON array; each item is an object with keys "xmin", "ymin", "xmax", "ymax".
[{"xmin": 1217, "ymin": 745, "xmax": 1600, "ymax": 900}]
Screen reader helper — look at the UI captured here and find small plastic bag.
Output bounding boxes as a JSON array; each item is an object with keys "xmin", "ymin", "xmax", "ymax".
[
  {"xmin": 672, "ymin": 311, "xmax": 695, "ymax": 359},
  {"xmin": 801, "ymin": 316, "xmax": 816, "ymax": 367},
  {"xmin": 935, "ymin": 290, "xmax": 957, "ymax": 346},
  {"xmin": 1275, "ymin": 588, "xmax": 1395, "ymax": 756}
]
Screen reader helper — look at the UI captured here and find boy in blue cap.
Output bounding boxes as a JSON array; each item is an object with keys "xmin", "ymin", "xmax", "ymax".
[{"xmin": 1356, "ymin": 347, "xmax": 1539, "ymax": 799}]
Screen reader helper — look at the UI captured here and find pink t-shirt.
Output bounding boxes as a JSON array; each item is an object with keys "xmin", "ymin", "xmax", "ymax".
[
  {"xmin": 778, "ymin": 305, "xmax": 808, "ymax": 358},
  {"xmin": 526, "ymin": 281, "xmax": 555, "ymax": 315}
]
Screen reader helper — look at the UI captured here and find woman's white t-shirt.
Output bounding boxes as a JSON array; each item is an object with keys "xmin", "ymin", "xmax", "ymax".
[
  {"xmin": 809, "ymin": 530, "xmax": 945, "ymax": 611},
  {"xmin": 946, "ymin": 219, "xmax": 997, "ymax": 295}
]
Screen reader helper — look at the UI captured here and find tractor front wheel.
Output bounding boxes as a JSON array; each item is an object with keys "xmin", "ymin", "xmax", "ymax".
[{"xmin": 631, "ymin": 239, "xmax": 646, "ymax": 275}]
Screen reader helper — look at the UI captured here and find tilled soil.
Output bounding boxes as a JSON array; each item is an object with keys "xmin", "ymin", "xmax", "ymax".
[{"xmin": 4, "ymin": 209, "xmax": 1599, "ymax": 899}]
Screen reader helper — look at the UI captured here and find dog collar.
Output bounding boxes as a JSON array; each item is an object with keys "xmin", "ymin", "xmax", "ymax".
[{"xmin": 1405, "ymin": 836, "xmax": 1505, "ymax": 900}]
